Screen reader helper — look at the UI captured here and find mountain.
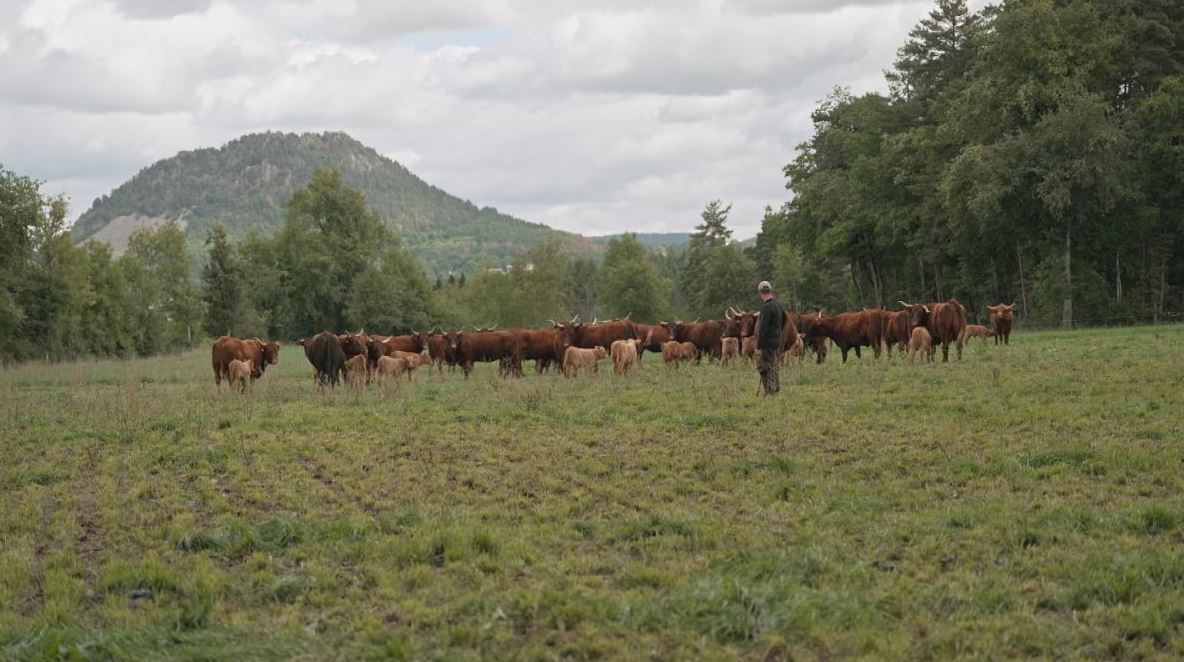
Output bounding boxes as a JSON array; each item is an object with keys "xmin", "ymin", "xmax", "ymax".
[{"xmin": 72, "ymin": 131, "xmax": 598, "ymax": 275}]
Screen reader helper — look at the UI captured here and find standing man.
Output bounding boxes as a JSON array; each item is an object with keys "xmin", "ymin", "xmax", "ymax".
[{"xmin": 755, "ymin": 280, "xmax": 784, "ymax": 396}]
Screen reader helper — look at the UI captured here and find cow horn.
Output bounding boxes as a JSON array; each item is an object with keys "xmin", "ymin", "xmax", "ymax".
[
  {"xmin": 624, "ymin": 312, "xmax": 632, "ymax": 320},
  {"xmin": 898, "ymin": 301, "xmax": 913, "ymax": 308},
  {"xmin": 547, "ymin": 319, "xmax": 558, "ymax": 327},
  {"xmin": 593, "ymin": 317, "xmax": 598, "ymax": 324},
  {"xmin": 725, "ymin": 309, "xmax": 733, "ymax": 319},
  {"xmin": 489, "ymin": 324, "xmax": 497, "ymax": 330}
]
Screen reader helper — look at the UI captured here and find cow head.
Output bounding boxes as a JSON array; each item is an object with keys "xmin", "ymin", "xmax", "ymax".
[
  {"xmin": 899, "ymin": 301, "xmax": 931, "ymax": 329},
  {"xmin": 987, "ymin": 303, "xmax": 1015, "ymax": 322},
  {"xmin": 594, "ymin": 346, "xmax": 608, "ymax": 359},
  {"xmin": 261, "ymin": 341, "xmax": 280, "ymax": 368},
  {"xmin": 729, "ymin": 306, "xmax": 758, "ymax": 337},
  {"xmin": 721, "ymin": 309, "xmax": 741, "ymax": 337},
  {"xmin": 796, "ymin": 311, "xmax": 824, "ymax": 339},
  {"xmin": 445, "ymin": 330, "xmax": 462, "ymax": 353},
  {"xmin": 664, "ymin": 320, "xmax": 681, "ymax": 340},
  {"xmin": 337, "ymin": 333, "xmax": 366, "ymax": 357}
]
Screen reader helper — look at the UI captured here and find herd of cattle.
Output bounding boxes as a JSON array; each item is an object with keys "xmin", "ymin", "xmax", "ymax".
[{"xmin": 209, "ymin": 300, "xmax": 1017, "ymax": 391}]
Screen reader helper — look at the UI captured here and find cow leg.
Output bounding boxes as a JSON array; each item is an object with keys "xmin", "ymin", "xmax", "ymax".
[
  {"xmin": 854, "ymin": 346, "xmax": 862, "ymax": 359},
  {"xmin": 941, "ymin": 341, "xmax": 950, "ymax": 362}
]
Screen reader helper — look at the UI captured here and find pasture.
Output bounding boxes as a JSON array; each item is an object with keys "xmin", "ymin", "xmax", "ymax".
[{"xmin": 2, "ymin": 325, "xmax": 1183, "ymax": 660}]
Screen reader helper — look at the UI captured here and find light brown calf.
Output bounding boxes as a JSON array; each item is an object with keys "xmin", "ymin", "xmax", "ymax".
[
  {"xmin": 564, "ymin": 346, "xmax": 608, "ymax": 378},
  {"xmin": 741, "ymin": 336, "xmax": 755, "ymax": 361},
  {"xmin": 345, "ymin": 354, "xmax": 368, "ymax": 389},
  {"xmin": 661, "ymin": 340, "xmax": 697, "ymax": 370},
  {"xmin": 376, "ymin": 356, "xmax": 409, "ymax": 386},
  {"xmin": 227, "ymin": 359, "xmax": 253, "ymax": 393},
  {"xmin": 610, "ymin": 339, "xmax": 639, "ymax": 376},
  {"xmin": 909, "ymin": 326, "xmax": 935, "ymax": 364},
  {"xmin": 960, "ymin": 324, "xmax": 992, "ymax": 346},
  {"xmin": 720, "ymin": 337, "xmax": 740, "ymax": 367},
  {"xmin": 783, "ymin": 333, "xmax": 805, "ymax": 365}
]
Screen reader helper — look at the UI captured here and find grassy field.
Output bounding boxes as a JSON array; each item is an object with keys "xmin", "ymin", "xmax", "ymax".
[{"xmin": 1, "ymin": 325, "xmax": 1183, "ymax": 660}]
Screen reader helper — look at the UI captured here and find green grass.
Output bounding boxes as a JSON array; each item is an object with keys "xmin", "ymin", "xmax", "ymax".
[{"xmin": 1, "ymin": 325, "xmax": 1183, "ymax": 660}]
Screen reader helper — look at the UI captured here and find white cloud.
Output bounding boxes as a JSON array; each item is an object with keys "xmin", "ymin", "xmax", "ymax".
[{"xmin": 0, "ymin": 0, "xmax": 950, "ymax": 239}]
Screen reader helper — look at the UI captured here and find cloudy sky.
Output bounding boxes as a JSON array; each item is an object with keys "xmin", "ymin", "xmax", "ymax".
[{"xmin": 1, "ymin": 0, "xmax": 953, "ymax": 238}]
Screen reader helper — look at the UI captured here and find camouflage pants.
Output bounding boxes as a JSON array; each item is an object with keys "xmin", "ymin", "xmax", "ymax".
[{"xmin": 757, "ymin": 349, "xmax": 780, "ymax": 395}]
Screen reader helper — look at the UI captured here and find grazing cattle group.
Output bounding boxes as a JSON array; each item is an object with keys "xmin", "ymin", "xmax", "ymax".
[{"xmin": 212, "ymin": 299, "xmax": 1017, "ymax": 392}]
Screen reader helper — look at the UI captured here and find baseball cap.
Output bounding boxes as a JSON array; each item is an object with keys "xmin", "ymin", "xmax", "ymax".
[{"xmin": 758, "ymin": 281, "xmax": 772, "ymax": 293}]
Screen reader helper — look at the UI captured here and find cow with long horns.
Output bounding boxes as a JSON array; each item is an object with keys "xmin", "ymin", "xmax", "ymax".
[{"xmin": 899, "ymin": 299, "xmax": 967, "ymax": 362}]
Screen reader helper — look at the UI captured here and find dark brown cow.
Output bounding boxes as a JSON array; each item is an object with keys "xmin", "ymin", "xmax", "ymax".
[
  {"xmin": 633, "ymin": 323, "xmax": 670, "ymax": 362},
  {"xmin": 211, "ymin": 336, "xmax": 280, "ymax": 387},
  {"xmin": 559, "ymin": 317, "xmax": 638, "ymax": 352},
  {"xmin": 665, "ymin": 319, "xmax": 724, "ymax": 363},
  {"xmin": 788, "ymin": 312, "xmax": 828, "ymax": 363},
  {"xmin": 445, "ymin": 329, "xmax": 522, "ymax": 379},
  {"xmin": 417, "ymin": 331, "xmax": 453, "ymax": 373},
  {"xmin": 517, "ymin": 327, "xmax": 570, "ymax": 373},
  {"xmin": 371, "ymin": 333, "xmax": 425, "ymax": 357},
  {"xmin": 304, "ymin": 330, "xmax": 346, "ymax": 388},
  {"xmin": 798, "ymin": 309, "xmax": 883, "ymax": 363},
  {"xmin": 882, "ymin": 310, "xmax": 911, "ymax": 357},
  {"xmin": 987, "ymin": 303, "xmax": 1015, "ymax": 345},
  {"xmin": 899, "ymin": 299, "xmax": 967, "ymax": 362}
]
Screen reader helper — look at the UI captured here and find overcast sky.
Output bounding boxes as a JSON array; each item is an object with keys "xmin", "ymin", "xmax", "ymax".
[{"xmin": 1, "ymin": 0, "xmax": 954, "ymax": 238}]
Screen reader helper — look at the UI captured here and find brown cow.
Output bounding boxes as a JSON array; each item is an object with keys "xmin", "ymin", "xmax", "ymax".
[
  {"xmin": 211, "ymin": 336, "xmax": 280, "ymax": 388},
  {"xmin": 987, "ymin": 304, "xmax": 1015, "ymax": 345},
  {"xmin": 563, "ymin": 346, "xmax": 607, "ymax": 378},
  {"xmin": 345, "ymin": 354, "xmax": 367, "ymax": 389},
  {"xmin": 303, "ymin": 331, "xmax": 346, "ymax": 389},
  {"xmin": 909, "ymin": 326, "xmax": 935, "ymax": 364},
  {"xmin": 372, "ymin": 333, "xmax": 426, "ymax": 357},
  {"xmin": 559, "ymin": 317, "xmax": 638, "ymax": 353},
  {"xmin": 446, "ymin": 329, "xmax": 522, "ymax": 379},
  {"xmin": 788, "ymin": 312, "xmax": 827, "ymax": 363},
  {"xmin": 520, "ymin": 326, "xmax": 571, "ymax": 374},
  {"xmin": 227, "ymin": 359, "xmax": 253, "ymax": 393},
  {"xmin": 413, "ymin": 331, "xmax": 453, "ymax": 373},
  {"xmin": 633, "ymin": 324, "xmax": 670, "ymax": 362},
  {"xmin": 376, "ymin": 356, "xmax": 409, "ymax": 386},
  {"xmin": 798, "ymin": 310, "xmax": 882, "ymax": 363},
  {"xmin": 882, "ymin": 310, "xmax": 910, "ymax": 358},
  {"xmin": 665, "ymin": 320, "xmax": 724, "ymax": 363},
  {"xmin": 961, "ymin": 324, "xmax": 993, "ymax": 346},
  {"xmin": 610, "ymin": 338, "xmax": 640, "ymax": 376},
  {"xmin": 900, "ymin": 299, "xmax": 967, "ymax": 362}
]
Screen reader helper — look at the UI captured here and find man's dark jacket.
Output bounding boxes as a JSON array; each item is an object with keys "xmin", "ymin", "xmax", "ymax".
[{"xmin": 756, "ymin": 297, "xmax": 784, "ymax": 351}]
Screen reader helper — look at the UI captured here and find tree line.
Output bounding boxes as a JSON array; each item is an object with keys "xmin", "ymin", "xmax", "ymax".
[{"xmin": 752, "ymin": 0, "xmax": 1184, "ymax": 327}]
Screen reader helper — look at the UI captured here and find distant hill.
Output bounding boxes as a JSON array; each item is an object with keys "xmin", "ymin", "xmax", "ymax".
[
  {"xmin": 72, "ymin": 131, "xmax": 599, "ymax": 275},
  {"xmin": 591, "ymin": 232, "xmax": 691, "ymax": 248}
]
